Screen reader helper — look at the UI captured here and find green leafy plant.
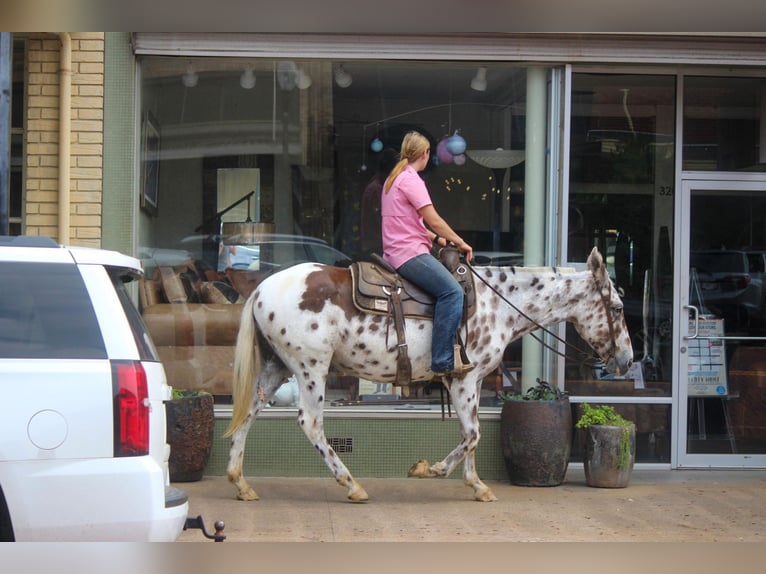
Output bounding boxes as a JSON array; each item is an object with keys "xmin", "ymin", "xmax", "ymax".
[
  {"xmin": 576, "ymin": 403, "xmax": 634, "ymax": 470},
  {"xmin": 499, "ymin": 378, "xmax": 568, "ymax": 402},
  {"xmin": 171, "ymin": 388, "xmax": 212, "ymax": 400}
]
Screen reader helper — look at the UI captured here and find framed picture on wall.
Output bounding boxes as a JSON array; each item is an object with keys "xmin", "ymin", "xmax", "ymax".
[{"xmin": 141, "ymin": 112, "xmax": 160, "ymax": 215}]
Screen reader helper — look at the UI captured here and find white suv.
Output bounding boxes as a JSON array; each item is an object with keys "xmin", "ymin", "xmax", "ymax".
[{"xmin": 0, "ymin": 236, "xmax": 189, "ymax": 541}]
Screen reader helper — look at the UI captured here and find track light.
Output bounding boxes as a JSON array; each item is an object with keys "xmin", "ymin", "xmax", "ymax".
[
  {"xmin": 182, "ymin": 63, "xmax": 198, "ymax": 88},
  {"xmin": 240, "ymin": 67, "xmax": 256, "ymax": 89},
  {"xmin": 334, "ymin": 64, "xmax": 352, "ymax": 88},
  {"xmin": 470, "ymin": 67, "xmax": 487, "ymax": 92}
]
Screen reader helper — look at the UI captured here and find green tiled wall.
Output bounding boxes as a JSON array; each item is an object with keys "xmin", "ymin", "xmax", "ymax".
[{"xmin": 205, "ymin": 415, "xmax": 507, "ymax": 480}]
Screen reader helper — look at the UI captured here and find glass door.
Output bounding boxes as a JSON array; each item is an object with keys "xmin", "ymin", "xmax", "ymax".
[{"xmin": 678, "ymin": 178, "xmax": 766, "ymax": 467}]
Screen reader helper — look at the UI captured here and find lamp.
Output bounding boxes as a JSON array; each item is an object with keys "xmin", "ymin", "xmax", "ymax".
[
  {"xmin": 240, "ymin": 68, "xmax": 256, "ymax": 90},
  {"xmin": 334, "ymin": 64, "xmax": 353, "ymax": 88},
  {"xmin": 182, "ymin": 63, "xmax": 198, "ymax": 88},
  {"xmin": 296, "ymin": 66, "xmax": 312, "ymax": 90},
  {"xmin": 470, "ymin": 67, "xmax": 487, "ymax": 92}
]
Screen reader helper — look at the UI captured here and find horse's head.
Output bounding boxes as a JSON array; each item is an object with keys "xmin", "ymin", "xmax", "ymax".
[{"xmin": 573, "ymin": 247, "xmax": 634, "ymax": 376}]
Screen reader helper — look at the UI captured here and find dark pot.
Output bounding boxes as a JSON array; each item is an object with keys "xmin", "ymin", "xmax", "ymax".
[
  {"xmin": 166, "ymin": 393, "xmax": 215, "ymax": 482},
  {"xmin": 583, "ymin": 424, "xmax": 636, "ymax": 488},
  {"xmin": 500, "ymin": 397, "xmax": 572, "ymax": 486}
]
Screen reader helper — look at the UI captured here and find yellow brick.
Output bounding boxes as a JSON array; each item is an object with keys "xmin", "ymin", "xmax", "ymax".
[
  {"xmin": 78, "ymin": 62, "xmax": 104, "ymax": 75},
  {"xmin": 71, "ymin": 96, "xmax": 103, "ymax": 109},
  {"xmin": 27, "ymin": 107, "xmax": 42, "ymax": 119},
  {"xmin": 39, "ymin": 156, "xmax": 59, "ymax": 168},
  {"xmin": 27, "ymin": 85, "xmax": 41, "ymax": 96},
  {"xmin": 77, "ymin": 132, "xmax": 103, "ymax": 144},
  {"xmin": 29, "ymin": 72, "xmax": 60, "ymax": 85},
  {"xmin": 70, "ymin": 214, "xmax": 101, "ymax": 227},
  {"xmin": 41, "ymin": 108, "xmax": 59, "ymax": 120},
  {"xmin": 42, "ymin": 39, "xmax": 61, "ymax": 51},
  {"xmin": 72, "ymin": 50, "xmax": 104, "ymax": 63},
  {"xmin": 27, "ymin": 119, "xmax": 59, "ymax": 132},
  {"xmin": 41, "ymin": 85, "xmax": 60, "ymax": 97},
  {"xmin": 29, "ymin": 50, "xmax": 59, "ymax": 63},
  {"xmin": 28, "ymin": 214, "xmax": 59, "ymax": 226},
  {"xmin": 76, "ymin": 156, "xmax": 103, "ymax": 168},
  {"xmin": 72, "ymin": 119, "xmax": 103, "ymax": 133},
  {"xmin": 77, "ymin": 108, "xmax": 103, "ymax": 121},
  {"xmin": 40, "ymin": 132, "xmax": 59, "ymax": 144},
  {"xmin": 39, "ymin": 180, "xmax": 60, "ymax": 191},
  {"xmin": 75, "ymin": 180, "xmax": 103, "ymax": 192},
  {"xmin": 41, "ymin": 62, "xmax": 59, "ymax": 74},
  {"xmin": 77, "ymin": 84, "xmax": 104, "ymax": 97},
  {"xmin": 26, "ymin": 156, "xmax": 40, "ymax": 167},
  {"xmin": 75, "ymin": 202, "xmax": 102, "ymax": 215},
  {"xmin": 71, "ymin": 191, "xmax": 103, "ymax": 203},
  {"xmin": 39, "ymin": 203, "xmax": 59, "ymax": 215},
  {"xmin": 73, "ymin": 73, "xmax": 104, "ymax": 86},
  {"xmin": 71, "ymin": 167, "xmax": 102, "ymax": 180},
  {"xmin": 71, "ymin": 143, "xmax": 103, "ymax": 156},
  {"xmin": 28, "ymin": 95, "xmax": 60, "ymax": 109},
  {"xmin": 27, "ymin": 142, "xmax": 59, "ymax": 155},
  {"xmin": 27, "ymin": 166, "xmax": 58, "ymax": 179},
  {"xmin": 77, "ymin": 40, "xmax": 104, "ymax": 51}
]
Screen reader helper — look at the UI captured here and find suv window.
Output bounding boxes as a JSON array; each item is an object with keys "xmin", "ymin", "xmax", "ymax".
[
  {"xmin": 112, "ymin": 276, "xmax": 161, "ymax": 362},
  {"xmin": 0, "ymin": 261, "xmax": 107, "ymax": 359}
]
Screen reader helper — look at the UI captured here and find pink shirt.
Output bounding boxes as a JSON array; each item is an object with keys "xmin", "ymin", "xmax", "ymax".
[{"xmin": 381, "ymin": 164, "xmax": 432, "ymax": 269}]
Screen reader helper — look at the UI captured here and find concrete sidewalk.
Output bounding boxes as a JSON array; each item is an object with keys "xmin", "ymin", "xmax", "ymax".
[{"xmin": 176, "ymin": 468, "xmax": 765, "ymax": 542}]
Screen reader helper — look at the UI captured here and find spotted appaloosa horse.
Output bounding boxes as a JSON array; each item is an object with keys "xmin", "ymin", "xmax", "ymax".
[{"xmin": 225, "ymin": 246, "xmax": 633, "ymax": 503}]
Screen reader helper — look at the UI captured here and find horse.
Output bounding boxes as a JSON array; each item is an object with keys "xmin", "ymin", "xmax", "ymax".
[{"xmin": 224, "ymin": 246, "xmax": 633, "ymax": 503}]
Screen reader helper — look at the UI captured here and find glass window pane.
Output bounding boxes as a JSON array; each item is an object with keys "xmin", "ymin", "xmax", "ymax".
[
  {"xmin": 568, "ymin": 74, "xmax": 676, "ymax": 399},
  {"xmin": 683, "ymin": 76, "xmax": 765, "ymax": 172}
]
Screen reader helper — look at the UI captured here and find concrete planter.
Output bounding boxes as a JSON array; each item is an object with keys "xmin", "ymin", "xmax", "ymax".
[{"xmin": 583, "ymin": 424, "xmax": 636, "ymax": 488}]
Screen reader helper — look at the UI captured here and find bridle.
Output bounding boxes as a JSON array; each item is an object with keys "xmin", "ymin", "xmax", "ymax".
[{"xmin": 465, "ymin": 261, "xmax": 622, "ymax": 369}]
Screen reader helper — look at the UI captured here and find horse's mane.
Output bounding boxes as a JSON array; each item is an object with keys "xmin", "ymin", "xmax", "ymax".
[{"xmin": 481, "ymin": 265, "xmax": 576, "ymax": 274}]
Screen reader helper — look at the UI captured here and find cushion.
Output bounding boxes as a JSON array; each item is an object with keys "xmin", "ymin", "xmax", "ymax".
[{"xmin": 200, "ymin": 281, "xmax": 244, "ymax": 304}]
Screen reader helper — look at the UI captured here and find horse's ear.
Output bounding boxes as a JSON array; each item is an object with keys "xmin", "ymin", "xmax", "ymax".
[{"xmin": 587, "ymin": 246, "xmax": 608, "ymax": 285}]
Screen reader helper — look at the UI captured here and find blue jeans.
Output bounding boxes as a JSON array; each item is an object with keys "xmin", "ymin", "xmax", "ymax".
[{"xmin": 397, "ymin": 253, "xmax": 464, "ymax": 372}]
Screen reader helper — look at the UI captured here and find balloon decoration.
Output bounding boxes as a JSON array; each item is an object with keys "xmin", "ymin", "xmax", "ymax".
[
  {"xmin": 370, "ymin": 138, "xmax": 383, "ymax": 152},
  {"xmin": 436, "ymin": 137, "xmax": 454, "ymax": 165},
  {"xmin": 446, "ymin": 131, "xmax": 467, "ymax": 155},
  {"xmin": 435, "ymin": 130, "xmax": 468, "ymax": 167}
]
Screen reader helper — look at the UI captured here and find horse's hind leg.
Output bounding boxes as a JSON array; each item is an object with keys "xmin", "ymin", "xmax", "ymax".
[
  {"xmin": 408, "ymin": 377, "xmax": 497, "ymax": 502},
  {"xmin": 296, "ymin": 374, "xmax": 369, "ymax": 502},
  {"xmin": 227, "ymin": 362, "xmax": 290, "ymax": 501}
]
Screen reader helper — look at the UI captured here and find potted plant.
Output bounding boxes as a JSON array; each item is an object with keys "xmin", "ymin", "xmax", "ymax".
[
  {"xmin": 499, "ymin": 379, "xmax": 572, "ymax": 486},
  {"xmin": 575, "ymin": 403, "xmax": 636, "ymax": 488},
  {"xmin": 165, "ymin": 389, "xmax": 215, "ymax": 482}
]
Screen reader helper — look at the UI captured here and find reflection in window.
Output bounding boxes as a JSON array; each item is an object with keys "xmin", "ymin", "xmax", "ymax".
[
  {"xmin": 683, "ymin": 76, "xmax": 765, "ymax": 172},
  {"xmin": 568, "ymin": 74, "xmax": 676, "ymax": 399},
  {"xmin": 138, "ymin": 57, "xmax": 542, "ymax": 407}
]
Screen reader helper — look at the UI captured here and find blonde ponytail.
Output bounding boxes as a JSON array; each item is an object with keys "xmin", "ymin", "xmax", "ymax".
[{"xmin": 383, "ymin": 131, "xmax": 430, "ymax": 194}]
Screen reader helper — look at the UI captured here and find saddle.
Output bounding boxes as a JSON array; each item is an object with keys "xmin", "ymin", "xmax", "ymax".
[{"xmin": 349, "ymin": 248, "xmax": 476, "ymax": 386}]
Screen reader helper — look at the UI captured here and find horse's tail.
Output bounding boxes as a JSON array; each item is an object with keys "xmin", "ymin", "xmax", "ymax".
[{"xmin": 224, "ymin": 292, "xmax": 259, "ymax": 437}]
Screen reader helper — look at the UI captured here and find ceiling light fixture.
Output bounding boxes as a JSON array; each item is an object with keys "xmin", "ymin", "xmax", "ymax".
[
  {"xmin": 181, "ymin": 63, "xmax": 198, "ymax": 88},
  {"xmin": 240, "ymin": 67, "xmax": 256, "ymax": 89},
  {"xmin": 334, "ymin": 64, "xmax": 352, "ymax": 88},
  {"xmin": 296, "ymin": 66, "xmax": 312, "ymax": 90},
  {"xmin": 470, "ymin": 67, "xmax": 487, "ymax": 92}
]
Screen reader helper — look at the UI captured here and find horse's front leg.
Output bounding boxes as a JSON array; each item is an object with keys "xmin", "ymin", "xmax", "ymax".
[
  {"xmin": 296, "ymin": 374, "xmax": 369, "ymax": 502},
  {"xmin": 408, "ymin": 377, "xmax": 497, "ymax": 502},
  {"xmin": 227, "ymin": 367, "xmax": 288, "ymax": 501}
]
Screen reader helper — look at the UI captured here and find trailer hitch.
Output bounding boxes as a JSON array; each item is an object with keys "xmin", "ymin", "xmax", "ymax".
[{"xmin": 184, "ymin": 515, "xmax": 226, "ymax": 541}]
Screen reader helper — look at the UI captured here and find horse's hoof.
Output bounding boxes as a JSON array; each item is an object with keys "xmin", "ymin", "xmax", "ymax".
[
  {"xmin": 237, "ymin": 487, "xmax": 259, "ymax": 501},
  {"xmin": 408, "ymin": 459, "xmax": 433, "ymax": 478},
  {"xmin": 348, "ymin": 487, "xmax": 369, "ymax": 502},
  {"xmin": 474, "ymin": 488, "xmax": 498, "ymax": 502}
]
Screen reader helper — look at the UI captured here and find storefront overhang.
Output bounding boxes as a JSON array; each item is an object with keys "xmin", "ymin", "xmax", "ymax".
[{"xmin": 132, "ymin": 33, "xmax": 766, "ymax": 66}]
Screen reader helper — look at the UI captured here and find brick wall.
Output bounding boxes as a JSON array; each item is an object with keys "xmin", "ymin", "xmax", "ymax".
[{"xmin": 25, "ymin": 32, "xmax": 104, "ymax": 247}]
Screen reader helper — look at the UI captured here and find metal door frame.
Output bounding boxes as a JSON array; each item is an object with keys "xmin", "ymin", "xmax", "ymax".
[{"xmin": 675, "ymin": 175, "xmax": 766, "ymax": 468}]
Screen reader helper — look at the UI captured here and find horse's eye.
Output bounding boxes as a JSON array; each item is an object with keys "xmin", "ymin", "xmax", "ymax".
[{"xmin": 613, "ymin": 305, "xmax": 623, "ymax": 314}]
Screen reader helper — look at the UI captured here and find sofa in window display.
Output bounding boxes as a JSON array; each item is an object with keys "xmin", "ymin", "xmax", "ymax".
[{"xmin": 139, "ymin": 258, "xmax": 268, "ymax": 396}]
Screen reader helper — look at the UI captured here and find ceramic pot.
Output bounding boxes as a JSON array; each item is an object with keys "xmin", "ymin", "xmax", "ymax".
[
  {"xmin": 583, "ymin": 424, "xmax": 636, "ymax": 488},
  {"xmin": 166, "ymin": 393, "xmax": 215, "ymax": 482},
  {"xmin": 500, "ymin": 397, "xmax": 572, "ymax": 486}
]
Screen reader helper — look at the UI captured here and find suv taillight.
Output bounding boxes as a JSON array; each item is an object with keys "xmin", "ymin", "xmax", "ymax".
[{"xmin": 112, "ymin": 361, "xmax": 149, "ymax": 456}]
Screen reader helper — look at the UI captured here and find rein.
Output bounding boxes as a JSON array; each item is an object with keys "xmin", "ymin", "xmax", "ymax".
[{"xmin": 466, "ymin": 262, "xmax": 616, "ymax": 369}]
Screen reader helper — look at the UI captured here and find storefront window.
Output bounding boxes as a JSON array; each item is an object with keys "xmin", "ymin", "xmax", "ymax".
[
  {"xmin": 567, "ymin": 73, "xmax": 676, "ymax": 463},
  {"xmin": 683, "ymin": 76, "xmax": 765, "ymax": 172},
  {"xmin": 137, "ymin": 57, "xmax": 548, "ymax": 408}
]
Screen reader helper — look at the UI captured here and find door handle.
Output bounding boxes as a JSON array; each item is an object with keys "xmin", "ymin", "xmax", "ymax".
[{"xmin": 684, "ymin": 304, "xmax": 699, "ymax": 339}]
